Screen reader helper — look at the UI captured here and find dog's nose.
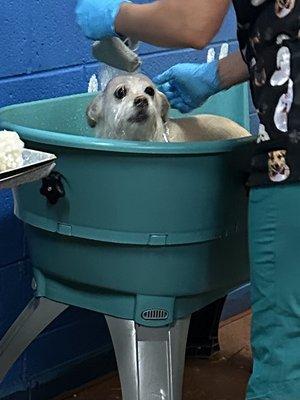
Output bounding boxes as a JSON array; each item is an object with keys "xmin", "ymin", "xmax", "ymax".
[{"xmin": 134, "ymin": 96, "xmax": 149, "ymax": 108}]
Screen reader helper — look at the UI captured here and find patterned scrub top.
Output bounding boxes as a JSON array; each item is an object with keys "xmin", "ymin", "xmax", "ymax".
[{"xmin": 232, "ymin": 0, "xmax": 300, "ymax": 186}]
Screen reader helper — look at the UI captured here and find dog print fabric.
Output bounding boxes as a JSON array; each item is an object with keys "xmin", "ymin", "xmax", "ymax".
[{"xmin": 233, "ymin": 0, "xmax": 300, "ymax": 186}]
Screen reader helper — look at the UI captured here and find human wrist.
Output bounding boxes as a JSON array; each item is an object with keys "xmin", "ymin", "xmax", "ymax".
[
  {"xmin": 218, "ymin": 56, "xmax": 234, "ymax": 90},
  {"xmin": 202, "ymin": 60, "xmax": 222, "ymax": 97},
  {"xmin": 114, "ymin": 1, "xmax": 133, "ymax": 36},
  {"xmin": 218, "ymin": 51, "xmax": 249, "ymax": 89}
]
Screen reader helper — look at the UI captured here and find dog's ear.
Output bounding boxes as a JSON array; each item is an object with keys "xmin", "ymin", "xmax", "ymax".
[
  {"xmin": 158, "ymin": 90, "xmax": 170, "ymax": 123},
  {"xmin": 86, "ymin": 94, "xmax": 104, "ymax": 128}
]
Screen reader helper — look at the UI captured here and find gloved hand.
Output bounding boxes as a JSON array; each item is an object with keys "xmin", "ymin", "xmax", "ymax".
[
  {"xmin": 76, "ymin": 0, "xmax": 131, "ymax": 40},
  {"xmin": 153, "ymin": 61, "xmax": 221, "ymax": 114}
]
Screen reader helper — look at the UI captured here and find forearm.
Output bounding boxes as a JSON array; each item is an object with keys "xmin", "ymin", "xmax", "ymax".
[
  {"xmin": 218, "ymin": 51, "xmax": 249, "ymax": 89},
  {"xmin": 115, "ymin": 0, "xmax": 230, "ymax": 49}
]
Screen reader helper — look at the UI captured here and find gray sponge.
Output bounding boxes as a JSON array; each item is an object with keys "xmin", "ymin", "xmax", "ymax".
[{"xmin": 92, "ymin": 37, "xmax": 141, "ymax": 73}]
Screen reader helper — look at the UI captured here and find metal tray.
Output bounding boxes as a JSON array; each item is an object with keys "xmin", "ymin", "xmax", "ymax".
[{"xmin": 0, "ymin": 149, "xmax": 56, "ymax": 189}]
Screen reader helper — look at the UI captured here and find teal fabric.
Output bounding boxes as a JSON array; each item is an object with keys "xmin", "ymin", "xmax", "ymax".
[{"xmin": 247, "ymin": 183, "xmax": 300, "ymax": 399}]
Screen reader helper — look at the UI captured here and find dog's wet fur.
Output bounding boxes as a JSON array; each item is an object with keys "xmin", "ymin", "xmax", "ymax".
[
  {"xmin": 86, "ymin": 74, "xmax": 251, "ymax": 142},
  {"xmin": 86, "ymin": 74, "xmax": 168, "ymax": 141}
]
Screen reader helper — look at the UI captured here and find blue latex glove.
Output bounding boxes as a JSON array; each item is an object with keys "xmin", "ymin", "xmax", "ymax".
[
  {"xmin": 76, "ymin": 0, "xmax": 131, "ymax": 40},
  {"xmin": 153, "ymin": 61, "xmax": 221, "ymax": 114}
]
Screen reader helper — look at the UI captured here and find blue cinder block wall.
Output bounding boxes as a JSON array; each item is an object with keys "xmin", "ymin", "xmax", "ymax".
[{"xmin": 0, "ymin": 2, "xmax": 258, "ymax": 399}]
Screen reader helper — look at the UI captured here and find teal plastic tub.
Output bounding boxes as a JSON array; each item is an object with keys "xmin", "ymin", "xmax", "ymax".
[{"xmin": 0, "ymin": 84, "xmax": 254, "ymax": 327}]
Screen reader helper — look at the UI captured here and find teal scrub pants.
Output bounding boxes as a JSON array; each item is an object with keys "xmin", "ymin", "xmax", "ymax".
[{"xmin": 247, "ymin": 183, "xmax": 300, "ymax": 399}]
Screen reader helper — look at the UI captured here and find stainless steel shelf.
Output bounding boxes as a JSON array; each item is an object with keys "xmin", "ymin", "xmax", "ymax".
[{"xmin": 0, "ymin": 149, "xmax": 56, "ymax": 189}]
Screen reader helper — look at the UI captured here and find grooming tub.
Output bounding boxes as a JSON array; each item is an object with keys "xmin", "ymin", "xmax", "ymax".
[{"xmin": 0, "ymin": 84, "xmax": 253, "ymax": 400}]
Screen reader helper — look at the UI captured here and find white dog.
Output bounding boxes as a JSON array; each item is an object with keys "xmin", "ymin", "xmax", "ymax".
[{"xmin": 86, "ymin": 74, "xmax": 250, "ymax": 142}]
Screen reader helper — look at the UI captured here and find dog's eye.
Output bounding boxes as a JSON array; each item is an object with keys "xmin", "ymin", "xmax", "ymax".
[
  {"xmin": 114, "ymin": 86, "xmax": 127, "ymax": 100},
  {"xmin": 145, "ymin": 86, "xmax": 155, "ymax": 97}
]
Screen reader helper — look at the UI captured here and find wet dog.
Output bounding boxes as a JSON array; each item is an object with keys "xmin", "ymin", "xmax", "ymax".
[
  {"xmin": 86, "ymin": 74, "xmax": 168, "ymax": 141},
  {"xmin": 86, "ymin": 74, "xmax": 250, "ymax": 142}
]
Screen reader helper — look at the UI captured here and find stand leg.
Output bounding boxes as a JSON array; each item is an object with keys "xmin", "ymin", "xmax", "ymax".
[
  {"xmin": 0, "ymin": 297, "xmax": 68, "ymax": 381},
  {"xmin": 105, "ymin": 315, "xmax": 191, "ymax": 400},
  {"xmin": 186, "ymin": 296, "xmax": 226, "ymax": 358}
]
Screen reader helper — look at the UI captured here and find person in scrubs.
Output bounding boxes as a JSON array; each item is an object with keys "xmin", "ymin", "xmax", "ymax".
[{"xmin": 76, "ymin": 1, "xmax": 300, "ymax": 398}]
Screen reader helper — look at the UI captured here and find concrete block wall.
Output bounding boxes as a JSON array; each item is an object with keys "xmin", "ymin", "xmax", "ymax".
[{"xmin": 0, "ymin": 1, "xmax": 257, "ymax": 399}]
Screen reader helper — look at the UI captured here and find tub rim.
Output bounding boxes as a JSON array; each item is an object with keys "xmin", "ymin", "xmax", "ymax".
[{"xmin": 0, "ymin": 92, "xmax": 255, "ymax": 155}]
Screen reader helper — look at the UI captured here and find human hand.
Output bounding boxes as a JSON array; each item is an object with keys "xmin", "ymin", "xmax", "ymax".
[
  {"xmin": 154, "ymin": 61, "xmax": 221, "ymax": 113},
  {"xmin": 76, "ymin": 0, "xmax": 131, "ymax": 40}
]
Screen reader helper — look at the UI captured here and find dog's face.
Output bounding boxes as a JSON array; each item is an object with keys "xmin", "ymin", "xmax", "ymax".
[
  {"xmin": 253, "ymin": 66, "xmax": 267, "ymax": 87},
  {"xmin": 275, "ymin": 0, "xmax": 295, "ymax": 17},
  {"xmin": 87, "ymin": 74, "xmax": 169, "ymax": 141},
  {"xmin": 268, "ymin": 150, "xmax": 290, "ymax": 182}
]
